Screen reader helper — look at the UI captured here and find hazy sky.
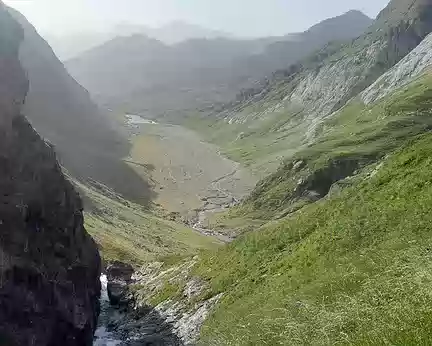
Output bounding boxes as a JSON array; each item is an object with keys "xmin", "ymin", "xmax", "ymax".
[{"xmin": 3, "ymin": 0, "xmax": 390, "ymax": 37}]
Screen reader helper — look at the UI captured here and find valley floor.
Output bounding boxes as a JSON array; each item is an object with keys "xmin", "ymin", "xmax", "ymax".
[{"xmin": 124, "ymin": 116, "xmax": 258, "ymax": 219}]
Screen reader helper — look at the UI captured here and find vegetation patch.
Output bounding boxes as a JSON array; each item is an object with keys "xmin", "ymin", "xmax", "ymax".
[
  {"xmin": 74, "ymin": 180, "xmax": 221, "ymax": 266},
  {"xmin": 192, "ymin": 132, "xmax": 432, "ymax": 345},
  {"xmin": 149, "ymin": 281, "xmax": 185, "ymax": 306},
  {"xmin": 234, "ymin": 74, "xmax": 432, "ymax": 220}
]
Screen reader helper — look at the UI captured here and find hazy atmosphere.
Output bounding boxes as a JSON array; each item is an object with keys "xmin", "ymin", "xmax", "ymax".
[
  {"xmin": 5, "ymin": 0, "xmax": 389, "ymax": 37},
  {"xmin": 4, "ymin": 0, "xmax": 432, "ymax": 344}
]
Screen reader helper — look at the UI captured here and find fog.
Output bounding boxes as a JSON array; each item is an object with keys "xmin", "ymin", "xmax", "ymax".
[{"xmin": 4, "ymin": 0, "xmax": 389, "ymax": 38}]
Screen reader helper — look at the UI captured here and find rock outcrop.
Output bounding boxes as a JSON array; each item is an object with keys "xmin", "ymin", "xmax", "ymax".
[
  {"xmin": 362, "ymin": 32, "xmax": 432, "ymax": 104},
  {"xmin": 129, "ymin": 259, "xmax": 223, "ymax": 345},
  {"xmin": 0, "ymin": 3, "xmax": 101, "ymax": 345},
  {"xmin": 106, "ymin": 261, "xmax": 134, "ymax": 306}
]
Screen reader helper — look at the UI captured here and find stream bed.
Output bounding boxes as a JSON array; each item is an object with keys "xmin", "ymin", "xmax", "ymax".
[
  {"xmin": 94, "ymin": 275, "xmax": 123, "ymax": 346},
  {"xmin": 93, "ymin": 273, "xmax": 182, "ymax": 345}
]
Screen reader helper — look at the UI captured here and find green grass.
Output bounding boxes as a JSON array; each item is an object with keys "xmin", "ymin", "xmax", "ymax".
[
  {"xmin": 183, "ymin": 74, "xmax": 432, "ymax": 233},
  {"xmin": 183, "ymin": 104, "xmax": 307, "ymax": 177},
  {"xmin": 149, "ymin": 281, "xmax": 184, "ymax": 306},
  {"xmin": 233, "ymin": 74, "xmax": 432, "ymax": 220},
  {"xmin": 74, "ymin": 180, "xmax": 221, "ymax": 266},
  {"xmin": 191, "ymin": 132, "xmax": 432, "ymax": 345}
]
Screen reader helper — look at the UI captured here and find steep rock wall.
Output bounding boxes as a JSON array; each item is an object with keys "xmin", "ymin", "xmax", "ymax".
[{"xmin": 0, "ymin": 3, "xmax": 101, "ymax": 345}]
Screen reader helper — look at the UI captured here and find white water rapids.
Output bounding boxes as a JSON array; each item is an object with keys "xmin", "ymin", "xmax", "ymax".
[{"xmin": 93, "ymin": 275, "xmax": 122, "ymax": 346}]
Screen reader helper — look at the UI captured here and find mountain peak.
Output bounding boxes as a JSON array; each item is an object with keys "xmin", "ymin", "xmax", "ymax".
[
  {"xmin": 152, "ymin": 21, "xmax": 232, "ymax": 44},
  {"xmin": 345, "ymin": 9, "xmax": 371, "ymax": 18},
  {"xmin": 305, "ymin": 8, "xmax": 372, "ymax": 40}
]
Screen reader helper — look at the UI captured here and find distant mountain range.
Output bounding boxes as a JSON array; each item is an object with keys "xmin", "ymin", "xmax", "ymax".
[
  {"xmin": 66, "ymin": 10, "xmax": 373, "ymax": 121},
  {"xmin": 47, "ymin": 21, "xmax": 233, "ymax": 60}
]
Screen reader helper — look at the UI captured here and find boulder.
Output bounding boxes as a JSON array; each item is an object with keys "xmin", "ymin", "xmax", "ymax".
[{"xmin": 107, "ymin": 261, "xmax": 134, "ymax": 306}]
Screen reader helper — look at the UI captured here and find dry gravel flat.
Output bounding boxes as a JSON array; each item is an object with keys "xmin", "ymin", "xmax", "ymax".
[{"xmin": 125, "ymin": 119, "xmax": 257, "ymax": 215}]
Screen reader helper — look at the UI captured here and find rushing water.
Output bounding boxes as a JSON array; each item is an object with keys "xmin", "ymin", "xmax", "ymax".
[{"xmin": 93, "ymin": 275, "xmax": 123, "ymax": 346}]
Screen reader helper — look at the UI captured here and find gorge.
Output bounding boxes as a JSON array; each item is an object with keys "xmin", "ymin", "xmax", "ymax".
[{"xmin": 4, "ymin": 0, "xmax": 432, "ymax": 345}]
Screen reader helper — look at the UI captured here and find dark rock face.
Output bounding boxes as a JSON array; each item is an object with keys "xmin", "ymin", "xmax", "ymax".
[
  {"xmin": 106, "ymin": 261, "xmax": 134, "ymax": 306},
  {"xmin": 0, "ymin": 3, "xmax": 101, "ymax": 345}
]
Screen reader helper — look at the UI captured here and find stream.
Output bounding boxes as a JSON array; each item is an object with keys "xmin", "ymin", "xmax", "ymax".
[
  {"xmin": 126, "ymin": 114, "xmax": 158, "ymax": 125},
  {"xmin": 94, "ymin": 275, "xmax": 123, "ymax": 346}
]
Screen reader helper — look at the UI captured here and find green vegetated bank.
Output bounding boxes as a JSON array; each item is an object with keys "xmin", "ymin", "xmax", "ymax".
[
  {"xmin": 234, "ymin": 74, "xmax": 432, "ymax": 220},
  {"xmin": 136, "ymin": 69, "xmax": 432, "ymax": 345},
  {"xmin": 194, "ymin": 130, "xmax": 432, "ymax": 345},
  {"xmin": 183, "ymin": 76, "xmax": 432, "ymax": 343},
  {"xmin": 148, "ymin": 51, "xmax": 432, "ymax": 345},
  {"xmin": 192, "ymin": 73, "xmax": 432, "ymax": 236}
]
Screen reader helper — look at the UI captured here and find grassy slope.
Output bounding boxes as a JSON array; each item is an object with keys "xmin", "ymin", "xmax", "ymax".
[
  {"xmin": 232, "ymin": 74, "xmax": 432, "ymax": 220},
  {"xmin": 194, "ymin": 131, "xmax": 432, "ymax": 345},
  {"xmin": 140, "ymin": 72, "xmax": 432, "ymax": 344},
  {"xmin": 193, "ymin": 74, "xmax": 432, "ymax": 236},
  {"xmin": 74, "ymin": 180, "xmax": 221, "ymax": 266},
  {"xmin": 183, "ymin": 102, "xmax": 307, "ymax": 178}
]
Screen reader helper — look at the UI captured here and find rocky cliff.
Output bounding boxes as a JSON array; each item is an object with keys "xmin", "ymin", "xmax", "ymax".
[
  {"xmin": 0, "ymin": 3, "xmax": 101, "ymax": 345},
  {"xmin": 361, "ymin": 32, "xmax": 432, "ymax": 104},
  {"xmin": 221, "ymin": 0, "xmax": 432, "ymax": 133},
  {"xmin": 7, "ymin": 8, "xmax": 154, "ymax": 207}
]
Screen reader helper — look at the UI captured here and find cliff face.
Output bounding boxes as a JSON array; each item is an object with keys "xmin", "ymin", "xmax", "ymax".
[{"xmin": 0, "ymin": 3, "xmax": 101, "ymax": 345}]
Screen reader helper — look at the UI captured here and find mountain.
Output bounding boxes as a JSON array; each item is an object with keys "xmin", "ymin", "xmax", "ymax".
[
  {"xmin": 0, "ymin": 3, "xmax": 100, "ymax": 344},
  {"xmin": 183, "ymin": 0, "xmax": 432, "ymax": 230},
  {"xmin": 116, "ymin": 20, "xmax": 232, "ymax": 44},
  {"xmin": 66, "ymin": 34, "xmax": 169, "ymax": 102},
  {"xmin": 66, "ymin": 10, "xmax": 372, "ymax": 121},
  {"xmin": 262, "ymin": 10, "xmax": 372, "ymax": 68},
  {"xmin": 201, "ymin": 0, "xmax": 432, "ymax": 178},
  {"xmin": 48, "ymin": 21, "xmax": 232, "ymax": 60},
  {"xmin": 66, "ymin": 35, "xmax": 267, "ymax": 118},
  {"xmin": 46, "ymin": 31, "xmax": 113, "ymax": 61},
  {"xmin": 8, "ymin": 9, "xmax": 155, "ymax": 207}
]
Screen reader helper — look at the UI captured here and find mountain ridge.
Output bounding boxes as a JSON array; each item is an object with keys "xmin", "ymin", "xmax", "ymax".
[
  {"xmin": 48, "ymin": 20, "xmax": 233, "ymax": 60},
  {"xmin": 66, "ymin": 9, "xmax": 373, "ymax": 121}
]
